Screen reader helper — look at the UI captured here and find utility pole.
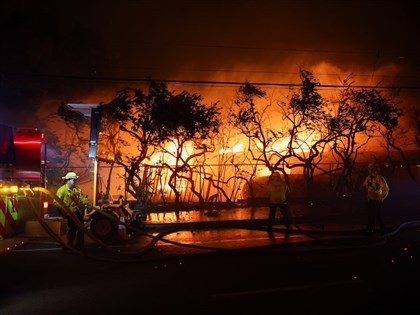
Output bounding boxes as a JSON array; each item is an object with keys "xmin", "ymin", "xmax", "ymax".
[{"xmin": 67, "ymin": 103, "xmax": 99, "ymax": 206}]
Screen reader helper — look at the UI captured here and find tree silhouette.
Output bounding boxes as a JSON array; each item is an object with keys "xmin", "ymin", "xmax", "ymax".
[
  {"xmin": 228, "ymin": 81, "xmax": 292, "ymax": 203},
  {"xmin": 54, "ymin": 73, "xmax": 408, "ymax": 207},
  {"xmin": 154, "ymin": 83, "xmax": 221, "ymax": 214},
  {"xmin": 279, "ymin": 70, "xmax": 332, "ymax": 196},
  {"xmin": 100, "ymin": 81, "xmax": 221, "ymax": 210},
  {"xmin": 230, "ymin": 71, "xmax": 332, "ymax": 198},
  {"xmin": 230, "ymin": 71, "xmax": 404, "ymax": 200},
  {"xmin": 229, "ymin": 82, "xmax": 289, "ymax": 172},
  {"xmin": 328, "ymin": 75, "xmax": 402, "ymax": 195}
]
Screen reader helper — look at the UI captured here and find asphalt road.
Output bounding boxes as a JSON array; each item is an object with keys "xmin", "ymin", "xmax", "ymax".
[{"xmin": 1, "ymin": 219, "xmax": 420, "ymax": 315}]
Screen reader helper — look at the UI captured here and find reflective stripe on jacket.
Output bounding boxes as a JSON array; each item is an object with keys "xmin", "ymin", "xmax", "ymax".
[
  {"xmin": 363, "ymin": 174, "xmax": 389, "ymax": 201},
  {"xmin": 55, "ymin": 184, "xmax": 90, "ymax": 212}
]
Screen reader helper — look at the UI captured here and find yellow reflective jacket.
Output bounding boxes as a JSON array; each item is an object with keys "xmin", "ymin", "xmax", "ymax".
[
  {"xmin": 54, "ymin": 184, "xmax": 90, "ymax": 213},
  {"xmin": 268, "ymin": 178, "xmax": 289, "ymax": 204},
  {"xmin": 363, "ymin": 174, "xmax": 389, "ymax": 201}
]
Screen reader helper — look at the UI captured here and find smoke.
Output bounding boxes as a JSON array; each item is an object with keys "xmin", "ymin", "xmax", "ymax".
[{"xmin": 1, "ymin": 0, "xmax": 418, "ymax": 137}]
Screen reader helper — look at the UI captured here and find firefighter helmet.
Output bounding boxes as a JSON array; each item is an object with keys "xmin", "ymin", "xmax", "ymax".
[{"xmin": 62, "ymin": 172, "xmax": 79, "ymax": 180}]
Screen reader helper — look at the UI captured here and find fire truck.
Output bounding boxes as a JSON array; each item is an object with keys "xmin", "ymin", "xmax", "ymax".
[
  {"xmin": 0, "ymin": 121, "xmax": 144, "ymax": 242},
  {"xmin": 0, "ymin": 124, "xmax": 47, "ymax": 240}
]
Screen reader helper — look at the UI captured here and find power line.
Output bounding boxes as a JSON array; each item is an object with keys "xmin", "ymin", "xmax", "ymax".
[{"xmin": 3, "ymin": 72, "xmax": 420, "ymax": 91}]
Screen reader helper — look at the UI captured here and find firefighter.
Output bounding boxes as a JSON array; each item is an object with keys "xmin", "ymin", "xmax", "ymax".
[
  {"xmin": 267, "ymin": 171, "xmax": 291, "ymax": 232},
  {"xmin": 54, "ymin": 172, "xmax": 92, "ymax": 250},
  {"xmin": 362, "ymin": 163, "xmax": 389, "ymax": 235}
]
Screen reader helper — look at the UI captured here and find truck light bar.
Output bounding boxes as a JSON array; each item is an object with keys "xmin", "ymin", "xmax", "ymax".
[
  {"xmin": 0, "ymin": 183, "xmax": 34, "ymax": 196},
  {"xmin": 0, "ymin": 185, "xmax": 18, "ymax": 194}
]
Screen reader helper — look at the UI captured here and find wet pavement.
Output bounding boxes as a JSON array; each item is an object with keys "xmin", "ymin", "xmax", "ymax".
[
  {"xmin": 2, "ymin": 195, "xmax": 418, "ymax": 258},
  {"xmin": 2, "ymin": 213, "xmax": 420, "ymax": 314},
  {"xmin": 2, "ymin": 196, "xmax": 420, "ymax": 314}
]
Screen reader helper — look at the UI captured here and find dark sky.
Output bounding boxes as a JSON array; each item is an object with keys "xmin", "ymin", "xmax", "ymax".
[{"xmin": 1, "ymin": 0, "xmax": 419, "ymax": 127}]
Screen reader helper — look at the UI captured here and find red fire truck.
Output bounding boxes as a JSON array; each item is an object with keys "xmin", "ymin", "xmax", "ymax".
[
  {"xmin": 0, "ymin": 124, "xmax": 47, "ymax": 240},
  {"xmin": 1, "ymin": 122, "xmax": 142, "ymax": 242}
]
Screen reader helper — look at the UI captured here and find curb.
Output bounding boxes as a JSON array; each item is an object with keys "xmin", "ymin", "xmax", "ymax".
[{"xmin": 0, "ymin": 237, "xmax": 28, "ymax": 254}]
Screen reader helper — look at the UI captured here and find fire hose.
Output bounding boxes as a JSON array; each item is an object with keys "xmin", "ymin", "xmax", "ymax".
[{"xmin": 19, "ymin": 186, "xmax": 420, "ymax": 263}]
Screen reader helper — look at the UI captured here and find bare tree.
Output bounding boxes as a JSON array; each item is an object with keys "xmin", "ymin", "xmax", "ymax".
[
  {"xmin": 154, "ymin": 85, "xmax": 221, "ymax": 213},
  {"xmin": 279, "ymin": 70, "xmax": 332, "ymax": 196},
  {"xmin": 230, "ymin": 72, "xmax": 334, "ymax": 199},
  {"xmin": 99, "ymin": 82, "xmax": 168, "ymax": 203},
  {"xmin": 54, "ymin": 103, "xmax": 92, "ymax": 185},
  {"xmin": 229, "ymin": 82, "xmax": 291, "ymax": 176},
  {"xmin": 206, "ymin": 124, "xmax": 253, "ymax": 203},
  {"xmin": 328, "ymin": 76, "xmax": 402, "ymax": 195},
  {"xmin": 378, "ymin": 108, "xmax": 419, "ymax": 187}
]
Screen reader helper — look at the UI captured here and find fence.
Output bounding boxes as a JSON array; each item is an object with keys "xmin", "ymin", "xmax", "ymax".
[{"xmin": 46, "ymin": 158, "xmax": 420, "ymax": 206}]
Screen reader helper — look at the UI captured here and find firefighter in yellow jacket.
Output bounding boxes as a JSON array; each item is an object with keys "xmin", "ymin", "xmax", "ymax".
[
  {"xmin": 267, "ymin": 171, "xmax": 291, "ymax": 232},
  {"xmin": 54, "ymin": 172, "xmax": 92, "ymax": 250},
  {"xmin": 363, "ymin": 163, "xmax": 389, "ymax": 235}
]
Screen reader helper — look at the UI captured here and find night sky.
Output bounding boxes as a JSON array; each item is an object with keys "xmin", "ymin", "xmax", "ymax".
[{"xmin": 1, "ymin": 0, "xmax": 419, "ymax": 127}]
